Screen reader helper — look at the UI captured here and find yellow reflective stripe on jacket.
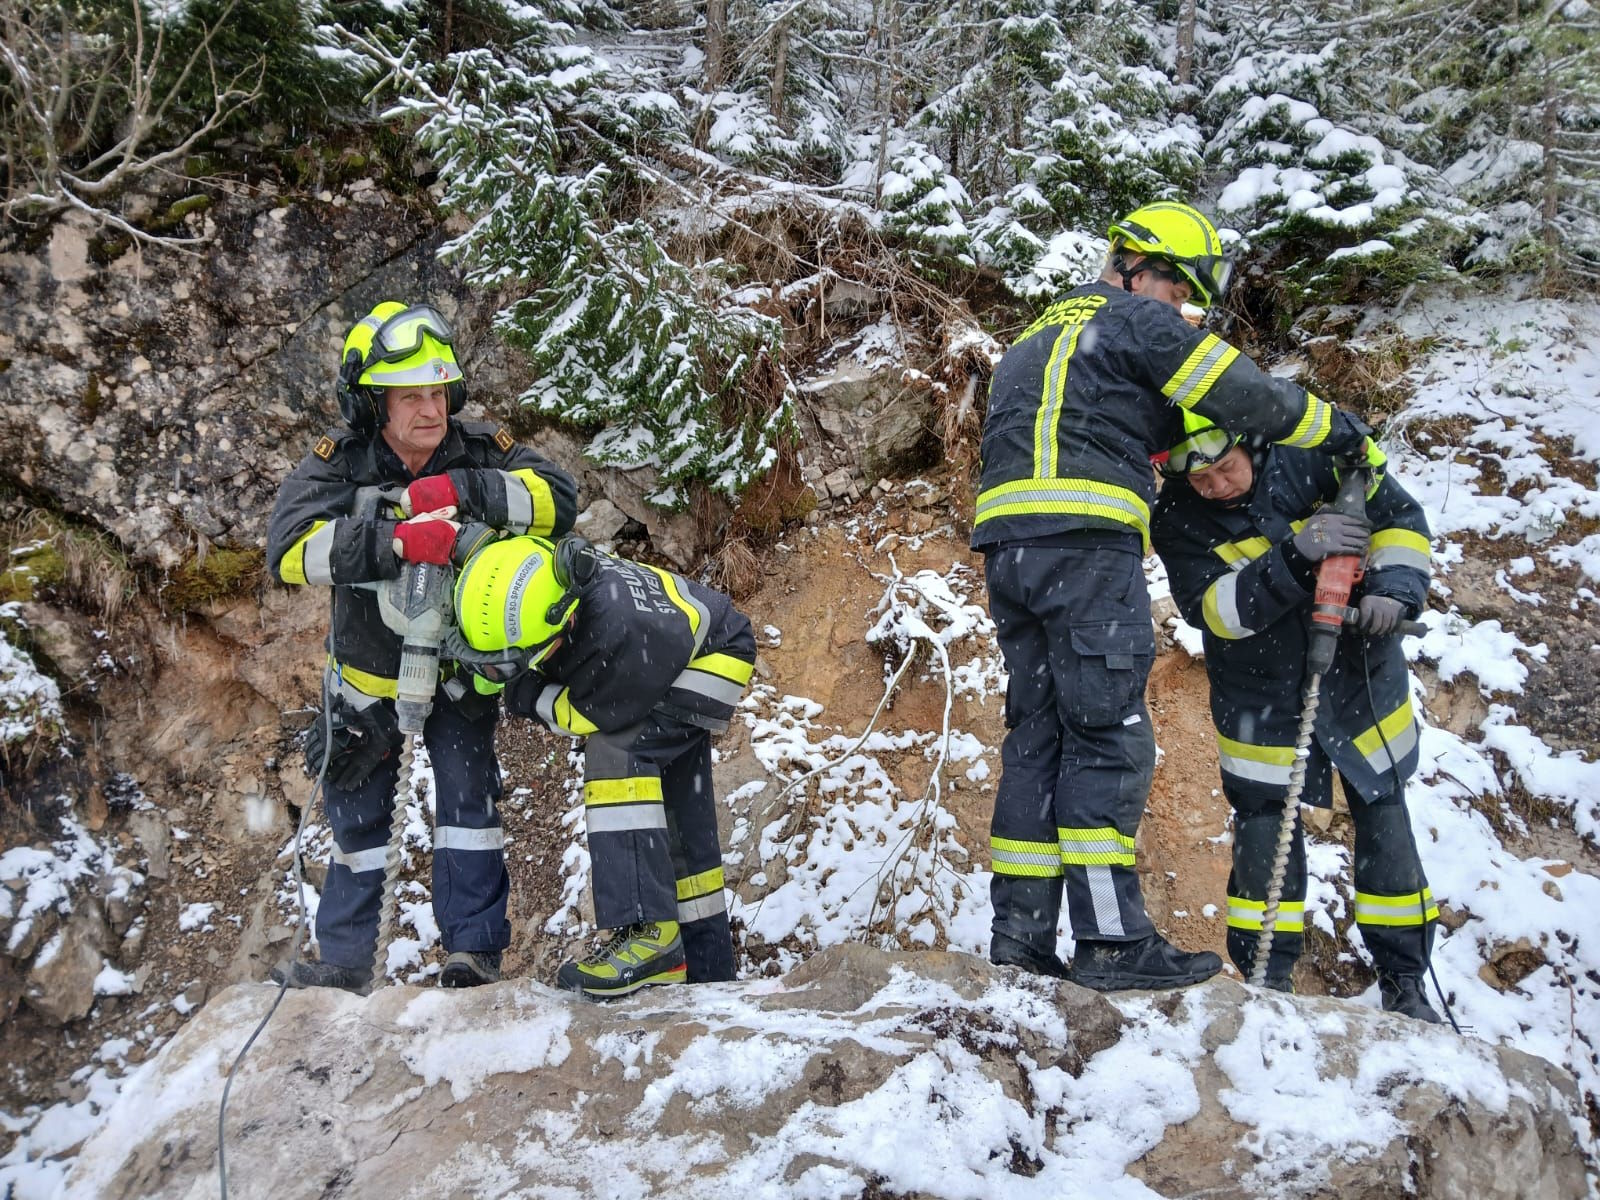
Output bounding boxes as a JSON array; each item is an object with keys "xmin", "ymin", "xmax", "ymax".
[
  {"xmin": 676, "ymin": 866, "xmax": 725, "ymax": 901},
  {"xmin": 1281, "ymin": 393, "xmax": 1335, "ymax": 448},
  {"xmin": 1162, "ymin": 334, "xmax": 1240, "ymax": 409},
  {"xmin": 973, "ymin": 478, "xmax": 1152, "ymax": 546},
  {"xmin": 1212, "ymin": 518, "xmax": 1303, "ymax": 568},
  {"xmin": 1201, "ymin": 573, "xmax": 1255, "ymax": 640},
  {"xmin": 1034, "ymin": 323, "xmax": 1084, "ymax": 478},
  {"xmin": 1057, "ymin": 826, "xmax": 1136, "ymax": 867},
  {"xmin": 690, "ymin": 652, "xmax": 755, "ymax": 687},
  {"xmin": 327, "ymin": 657, "xmax": 399, "ymax": 700},
  {"xmin": 990, "ymin": 836, "xmax": 1063, "ymax": 878},
  {"xmin": 1352, "ymin": 698, "xmax": 1417, "ymax": 774},
  {"xmin": 585, "ymin": 776, "xmax": 665, "ymax": 805},
  {"xmin": 1354, "ymin": 888, "xmax": 1438, "ymax": 927},
  {"xmin": 1216, "ymin": 733, "xmax": 1297, "ymax": 786},
  {"xmin": 644, "ymin": 565, "xmax": 705, "ymax": 640},
  {"xmin": 508, "ymin": 466, "xmax": 558, "ymax": 535},
  {"xmin": 1212, "ymin": 534, "xmax": 1273, "ymax": 568},
  {"xmin": 552, "ymin": 689, "xmax": 598, "ymax": 737},
  {"xmin": 1368, "ymin": 528, "xmax": 1431, "ymax": 573},
  {"xmin": 1227, "ymin": 896, "xmax": 1305, "ymax": 932},
  {"xmin": 279, "ymin": 520, "xmax": 334, "ymax": 586}
]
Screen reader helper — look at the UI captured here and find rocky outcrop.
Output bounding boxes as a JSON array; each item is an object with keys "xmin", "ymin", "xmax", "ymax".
[
  {"xmin": 63, "ymin": 945, "xmax": 1592, "ymax": 1199},
  {"xmin": 0, "ymin": 189, "xmax": 721, "ymax": 572}
]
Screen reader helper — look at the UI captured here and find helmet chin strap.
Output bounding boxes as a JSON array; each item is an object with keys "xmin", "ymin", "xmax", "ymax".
[{"xmin": 1112, "ymin": 250, "xmax": 1150, "ymax": 294}]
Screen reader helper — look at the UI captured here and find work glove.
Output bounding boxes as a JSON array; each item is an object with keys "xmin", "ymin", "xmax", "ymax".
[
  {"xmin": 393, "ymin": 514, "xmax": 461, "ymax": 564},
  {"xmin": 1353, "ymin": 594, "xmax": 1406, "ymax": 637},
  {"xmin": 303, "ymin": 695, "xmax": 401, "ymax": 790},
  {"xmin": 401, "ymin": 473, "xmax": 460, "ymax": 519},
  {"xmin": 1291, "ymin": 511, "xmax": 1371, "ymax": 562}
]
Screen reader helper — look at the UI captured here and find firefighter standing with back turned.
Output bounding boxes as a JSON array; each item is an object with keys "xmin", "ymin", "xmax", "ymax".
[
  {"xmin": 973, "ymin": 201, "xmax": 1387, "ymax": 989},
  {"xmin": 266, "ymin": 301, "xmax": 577, "ymax": 992},
  {"xmin": 1151, "ymin": 415, "xmax": 1441, "ymax": 1020},
  {"xmin": 447, "ymin": 533, "xmax": 757, "ymax": 997}
]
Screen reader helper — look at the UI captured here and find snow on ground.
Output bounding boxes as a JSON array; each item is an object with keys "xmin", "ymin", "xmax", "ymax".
[{"xmin": 4, "ymin": 285, "xmax": 1600, "ymax": 1197}]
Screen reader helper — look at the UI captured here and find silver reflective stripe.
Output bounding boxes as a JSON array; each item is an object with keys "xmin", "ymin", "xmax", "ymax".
[
  {"xmin": 501, "ymin": 554, "xmax": 542, "ymax": 645},
  {"xmin": 678, "ymin": 892, "xmax": 727, "ymax": 923},
  {"xmin": 1167, "ymin": 338, "xmax": 1234, "ymax": 408},
  {"xmin": 331, "ymin": 843, "xmax": 388, "ymax": 874},
  {"xmin": 1057, "ymin": 835, "xmax": 1132, "ymax": 862},
  {"xmin": 302, "ymin": 524, "xmax": 337, "ymax": 586},
  {"xmin": 974, "ymin": 484, "xmax": 1148, "ymax": 526},
  {"xmin": 498, "ymin": 470, "xmax": 533, "ymax": 530},
  {"xmin": 1084, "ymin": 865, "xmax": 1125, "ymax": 937},
  {"xmin": 1217, "ymin": 749, "xmax": 1295, "ymax": 786},
  {"xmin": 585, "ymin": 805, "xmax": 668, "ymax": 834},
  {"xmin": 536, "ymin": 683, "xmax": 562, "ymax": 729},
  {"xmin": 433, "ymin": 825, "xmax": 505, "ymax": 852},
  {"xmin": 670, "ymin": 667, "xmax": 745, "ymax": 707},
  {"xmin": 991, "ymin": 846, "xmax": 1060, "ymax": 871},
  {"xmin": 681, "ymin": 580, "xmax": 711, "ymax": 657},
  {"xmin": 1367, "ymin": 544, "xmax": 1430, "ymax": 572},
  {"xmin": 1362, "ymin": 717, "xmax": 1418, "ymax": 774},
  {"xmin": 1211, "ymin": 573, "xmax": 1254, "ymax": 638}
]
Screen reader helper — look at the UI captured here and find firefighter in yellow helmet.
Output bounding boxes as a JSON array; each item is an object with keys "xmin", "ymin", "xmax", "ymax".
[
  {"xmin": 265, "ymin": 302, "xmax": 578, "ymax": 992},
  {"xmin": 1151, "ymin": 414, "xmax": 1440, "ymax": 1021},
  {"xmin": 972, "ymin": 201, "xmax": 1386, "ymax": 990},
  {"xmin": 448, "ymin": 533, "xmax": 757, "ymax": 998}
]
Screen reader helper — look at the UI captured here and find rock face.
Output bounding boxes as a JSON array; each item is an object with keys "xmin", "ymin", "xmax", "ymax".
[
  {"xmin": 63, "ymin": 945, "xmax": 1591, "ymax": 1200},
  {"xmin": 0, "ymin": 191, "xmax": 721, "ymax": 572}
]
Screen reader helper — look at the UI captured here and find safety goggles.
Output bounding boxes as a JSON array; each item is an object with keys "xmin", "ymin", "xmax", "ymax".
[
  {"xmin": 367, "ymin": 305, "xmax": 456, "ymax": 366},
  {"xmin": 444, "ymin": 610, "xmax": 573, "ymax": 685},
  {"xmin": 1156, "ymin": 421, "xmax": 1238, "ymax": 479}
]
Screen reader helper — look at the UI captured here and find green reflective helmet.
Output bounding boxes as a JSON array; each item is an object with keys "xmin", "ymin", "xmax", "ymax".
[
  {"xmin": 1108, "ymin": 202, "xmax": 1231, "ymax": 308},
  {"xmin": 452, "ymin": 536, "xmax": 580, "ymax": 681}
]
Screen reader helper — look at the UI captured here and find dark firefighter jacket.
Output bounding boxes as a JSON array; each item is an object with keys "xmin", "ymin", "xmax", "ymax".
[
  {"xmin": 972, "ymin": 282, "xmax": 1372, "ymax": 552},
  {"xmin": 1150, "ymin": 445, "xmax": 1432, "ymax": 802},
  {"xmin": 266, "ymin": 420, "xmax": 578, "ymax": 699},
  {"xmin": 505, "ymin": 552, "xmax": 757, "ymax": 738}
]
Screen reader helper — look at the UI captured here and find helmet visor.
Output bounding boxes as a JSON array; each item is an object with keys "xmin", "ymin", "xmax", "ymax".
[
  {"xmin": 370, "ymin": 306, "xmax": 456, "ymax": 365},
  {"xmin": 1157, "ymin": 420, "xmax": 1238, "ymax": 479}
]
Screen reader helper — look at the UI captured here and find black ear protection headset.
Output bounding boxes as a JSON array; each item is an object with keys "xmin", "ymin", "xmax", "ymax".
[{"xmin": 335, "ymin": 305, "xmax": 469, "ymax": 435}]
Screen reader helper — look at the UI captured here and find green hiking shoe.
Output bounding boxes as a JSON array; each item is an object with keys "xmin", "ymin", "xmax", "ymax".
[{"xmin": 556, "ymin": 921, "xmax": 687, "ymax": 999}]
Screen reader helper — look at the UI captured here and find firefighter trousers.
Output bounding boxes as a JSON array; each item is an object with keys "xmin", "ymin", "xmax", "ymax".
[
  {"xmin": 984, "ymin": 538, "xmax": 1158, "ymax": 951},
  {"xmin": 582, "ymin": 712, "xmax": 735, "ymax": 982},
  {"xmin": 1225, "ymin": 749, "xmax": 1437, "ymax": 982},
  {"xmin": 315, "ymin": 689, "xmax": 508, "ymax": 972}
]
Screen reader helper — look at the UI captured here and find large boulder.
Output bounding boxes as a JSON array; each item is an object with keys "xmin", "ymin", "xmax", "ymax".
[{"xmin": 63, "ymin": 945, "xmax": 1592, "ymax": 1199}]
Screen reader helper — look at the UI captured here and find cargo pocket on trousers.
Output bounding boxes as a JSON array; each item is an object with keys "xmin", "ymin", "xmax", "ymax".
[{"xmin": 1068, "ymin": 620, "xmax": 1155, "ymax": 727}]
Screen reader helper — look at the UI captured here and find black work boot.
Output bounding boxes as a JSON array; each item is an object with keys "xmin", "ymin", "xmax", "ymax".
[
  {"xmin": 439, "ymin": 950, "xmax": 502, "ymax": 988},
  {"xmin": 269, "ymin": 958, "xmax": 371, "ymax": 995},
  {"xmin": 1379, "ymin": 972, "xmax": 1441, "ymax": 1023},
  {"xmin": 1071, "ymin": 933, "xmax": 1223, "ymax": 992},
  {"xmin": 1262, "ymin": 973, "xmax": 1295, "ymax": 994},
  {"xmin": 990, "ymin": 932, "xmax": 1069, "ymax": 980}
]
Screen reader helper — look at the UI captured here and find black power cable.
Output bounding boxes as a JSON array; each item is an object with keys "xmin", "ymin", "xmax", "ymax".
[
  {"xmin": 1360, "ymin": 636, "xmax": 1462, "ymax": 1034},
  {"xmin": 216, "ymin": 669, "xmax": 334, "ymax": 1198}
]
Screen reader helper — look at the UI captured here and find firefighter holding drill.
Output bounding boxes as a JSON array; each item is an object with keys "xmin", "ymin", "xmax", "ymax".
[{"xmin": 1151, "ymin": 415, "xmax": 1441, "ymax": 1021}]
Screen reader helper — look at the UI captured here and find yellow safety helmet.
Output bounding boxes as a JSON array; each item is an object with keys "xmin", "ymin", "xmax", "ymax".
[
  {"xmin": 1107, "ymin": 202, "xmax": 1231, "ymax": 308},
  {"xmin": 336, "ymin": 301, "xmax": 466, "ymax": 433},
  {"xmin": 451, "ymin": 536, "xmax": 593, "ymax": 681}
]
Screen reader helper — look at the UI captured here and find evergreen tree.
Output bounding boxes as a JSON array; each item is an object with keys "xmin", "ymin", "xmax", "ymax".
[{"xmin": 383, "ymin": 28, "xmax": 790, "ymax": 507}]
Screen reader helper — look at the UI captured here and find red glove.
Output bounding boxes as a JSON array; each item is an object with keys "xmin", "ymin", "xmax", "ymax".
[
  {"xmin": 393, "ymin": 518, "xmax": 457, "ymax": 564},
  {"xmin": 403, "ymin": 473, "xmax": 460, "ymax": 517}
]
